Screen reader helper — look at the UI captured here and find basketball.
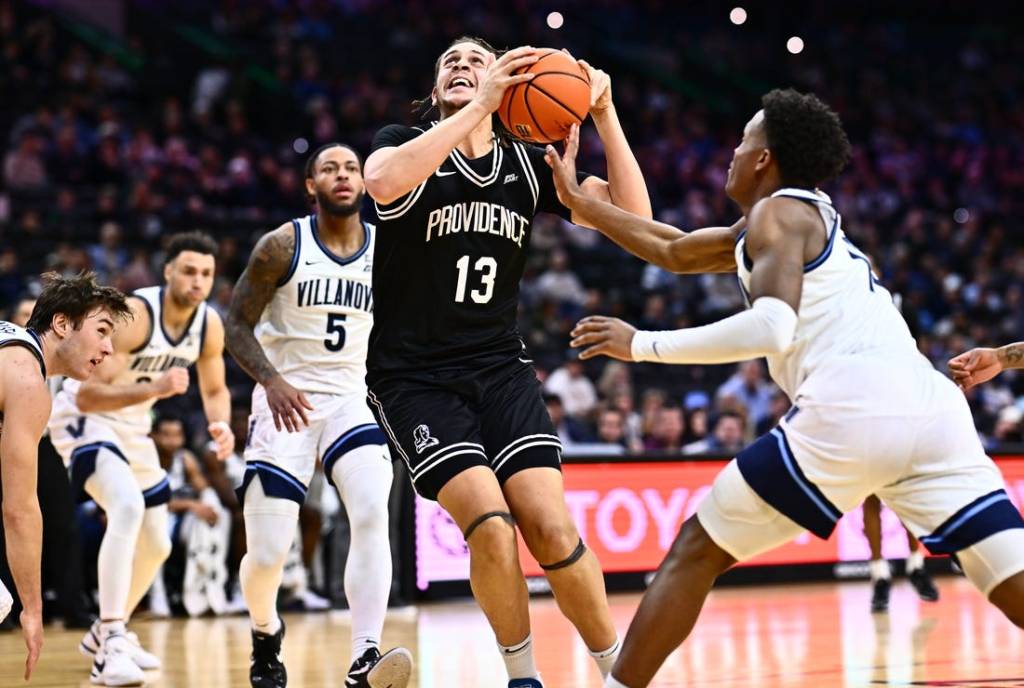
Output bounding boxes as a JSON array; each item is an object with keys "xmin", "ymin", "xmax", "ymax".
[{"xmin": 499, "ymin": 49, "xmax": 591, "ymax": 144}]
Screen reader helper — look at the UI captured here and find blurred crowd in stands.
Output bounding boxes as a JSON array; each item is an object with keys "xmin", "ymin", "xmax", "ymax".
[{"xmin": 2, "ymin": 0, "xmax": 1023, "ymax": 464}]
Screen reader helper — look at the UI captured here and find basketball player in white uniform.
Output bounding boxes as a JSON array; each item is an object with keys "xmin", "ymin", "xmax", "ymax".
[
  {"xmin": 546, "ymin": 90, "xmax": 1024, "ymax": 687},
  {"xmin": 49, "ymin": 233, "xmax": 234, "ymax": 687},
  {"xmin": 0, "ymin": 272, "xmax": 128, "ymax": 680},
  {"xmin": 225, "ymin": 142, "xmax": 411, "ymax": 688}
]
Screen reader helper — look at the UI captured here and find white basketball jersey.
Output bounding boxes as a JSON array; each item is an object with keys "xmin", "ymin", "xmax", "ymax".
[
  {"xmin": 736, "ymin": 188, "xmax": 929, "ymax": 399},
  {"xmin": 0, "ymin": 321, "xmax": 46, "ymax": 378},
  {"xmin": 254, "ymin": 215, "xmax": 375, "ymax": 395},
  {"xmin": 58, "ymin": 286, "xmax": 208, "ymax": 434}
]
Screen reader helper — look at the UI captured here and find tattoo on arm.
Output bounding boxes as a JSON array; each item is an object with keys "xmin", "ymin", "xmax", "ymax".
[
  {"xmin": 225, "ymin": 227, "xmax": 294, "ymax": 385},
  {"xmin": 1000, "ymin": 342, "xmax": 1024, "ymax": 369}
]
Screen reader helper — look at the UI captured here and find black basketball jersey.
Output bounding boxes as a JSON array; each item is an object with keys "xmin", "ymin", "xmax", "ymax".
[{"xmin": 366, "ymin": 122, "xmax": 588, "ymax": 380}]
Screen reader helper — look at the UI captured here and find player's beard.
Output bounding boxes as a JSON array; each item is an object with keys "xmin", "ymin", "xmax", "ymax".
[{"xmin": 316, "ymin": 189, "xmax": 364, "ymax": 217}]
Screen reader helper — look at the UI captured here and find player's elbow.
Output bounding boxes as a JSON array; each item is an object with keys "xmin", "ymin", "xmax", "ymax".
[
  {"xmin": 754, "ymin": 297, "xmax": 799, "ymax": 354},
  {"xmin": 75, "ymin": 388, "xmax": 101, "ymax": 413},
  {"xmin": 363, "ymin": 166, "xmax": 399, "ymax": 205},
  {"xmin": 3, "ymin": 498, "xmax": 41, "ymax": 531}
]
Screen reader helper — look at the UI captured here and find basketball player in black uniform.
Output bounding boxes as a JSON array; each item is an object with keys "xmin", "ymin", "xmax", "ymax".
[{"xmin": 363, "ymin": 38, "xmax": 651, "ymax": 688}]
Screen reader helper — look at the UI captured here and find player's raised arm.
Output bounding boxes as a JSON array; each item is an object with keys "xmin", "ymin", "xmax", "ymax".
[
  {"xmin": 195, "ymin": 308, "xmax": 234, "ymax": 458},
  {"xmin": 949, "ymin": 341, "xmax": 1024, "ymax": 391},
  {"xmin": 364, "ymin": 46, "xmax": 539, "ymax": 205},
  {"xmin": 225, "ymin": 224, "xmax": 313, "ymax": 432},
  {"xmin": 571, "ymin": 58, "xmax": 653, "ymax": 223},
  {"xmin": 547, "ymin": 124, "xmax": 741, "ymax": 273},
  {"xmin": 75, "ymin": 297, "xmax": 190, "ymax": 412},
  {"xmin": 0, "ymin": 350, "xmax": 50, "ymax": 679},
  {"xmin": 570, "ymin": 196, "xmax": 810, "ymax": 364}
]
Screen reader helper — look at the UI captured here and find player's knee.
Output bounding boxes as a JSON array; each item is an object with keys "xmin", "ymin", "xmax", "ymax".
[
  {"xmin": 519, "ymin": 516, "xmax": 579, "ymax": 566},
  {"xmin": 990, "ymin": 572, "xmax": 1024, "ymax": 630},
  {"xmin": 466, "ymin": 515, "xmax": 518, "ymax": 569},
  {"xmin": 106, "ymin": 492, "xmax": 146, "ymax": 535},
  {"xmin": 147, "ymin": 529, "xmax": 173, "ymax": 562},
  {"xmin": 348, "ymin": 495, "xmax": 389, "ymax": 539},
  {"xmin": 667, "ymin": 516, "xmax": 732, "ymax": 573},
  {"xmin": 246, "ymin": 543, "xmax": 290, "ymax": 572}
]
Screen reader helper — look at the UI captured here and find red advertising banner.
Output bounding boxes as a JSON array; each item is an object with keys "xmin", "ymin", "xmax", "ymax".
[{"xmin": 414, "ymin": 456, "xmax": 1024, "ymax": 590}]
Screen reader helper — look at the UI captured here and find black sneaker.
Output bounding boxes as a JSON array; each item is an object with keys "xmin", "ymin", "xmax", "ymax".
[
  {"xmin": 250, "ymin": 620, "xmax": 287, "ymax": 687},
  {"xmin": 908, "ymin": 568, "xmax": 940, "ymax": 602},
  {"xmin": 871, "ymin": 578, "xmax": 891, "ymax": 612},
  {"xmin": 346, "ymin": 646, "xmax": 413, "ymax": 688}
]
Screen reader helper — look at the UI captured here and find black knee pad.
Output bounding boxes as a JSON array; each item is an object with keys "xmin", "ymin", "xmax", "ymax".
[
  {"xmin": 540, "ymin": 537, "xmax": 587, "ymax": 571},
  {"xmin": 462, "ymin": 510, "xmax": 515, "ymax": 541}
]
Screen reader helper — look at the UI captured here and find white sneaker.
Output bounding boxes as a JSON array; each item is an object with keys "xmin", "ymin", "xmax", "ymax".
[
  {"xmin": 299, "ymin": 589, "xmax": 331, "ymax": 611},
  {"xmin": 81, "ymin": 621, "xmax": 162, "ymax": 670},
  {"xmin": 90, "ymin": 633, "xmax": 146, "ymax": 686},
  {"xmin": 0, "ymin": 583, "xmax": 12, "ymax": 624}
]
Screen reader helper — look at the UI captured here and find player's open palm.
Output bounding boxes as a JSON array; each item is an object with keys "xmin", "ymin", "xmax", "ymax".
[
  {"xmin": 265, "ymin": 374, "xmax": 314, "ymax": 433},
  {"xmin": 949, "ymin": 347, "xmax": 1002, "ymax": 391},
  {"xmin": 544, "ymin": 123, "xmax": 582, "ymax": 208},
  {"xmin": 475, "ymin": 46, "xmax": 538, "ymax": 112},
  {"xmin": 21, "ymin": 608, "xmax": 42, "ymax": 680},
  {"xmin": 571, "ymin": 315, "xmax": 637, "ymax": 362},
  {"xmin": 153, "ymin": 366, "xmax": 190, "ymax": 399}
]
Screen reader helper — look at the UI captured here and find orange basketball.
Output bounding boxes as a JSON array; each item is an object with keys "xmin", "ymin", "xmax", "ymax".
[{"xmin": 499, "ymin": 49, "xmax": 591, "ymax": 144}]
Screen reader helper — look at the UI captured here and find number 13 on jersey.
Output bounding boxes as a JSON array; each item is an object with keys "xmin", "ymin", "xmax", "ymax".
[{"xmin": 454, "ymin": 255, "xmax": 497, "ymax": 304}]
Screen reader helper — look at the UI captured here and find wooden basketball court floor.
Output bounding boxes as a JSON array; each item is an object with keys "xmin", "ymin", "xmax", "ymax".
[{"xmin": 2, "ymin": 576, "xmax": 1022, "ymax": 687}]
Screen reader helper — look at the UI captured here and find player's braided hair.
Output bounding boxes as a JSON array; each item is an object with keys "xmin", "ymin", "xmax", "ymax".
[
  {"xmin": 26, "ymin": 271, "xmax": 132, "ymax": 333},
  {"xmin": 761, "ymin": 89, "xmax": 851, "ymax": 188},
  {"xmin": 412, "ymin": 36, "xmax": 515, "ymax": 147}
]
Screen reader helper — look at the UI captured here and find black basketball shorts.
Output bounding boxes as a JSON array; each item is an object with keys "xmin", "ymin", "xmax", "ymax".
[{"xmin": 366, "ymin": 358, "xmax": 562, "ymax": 501}]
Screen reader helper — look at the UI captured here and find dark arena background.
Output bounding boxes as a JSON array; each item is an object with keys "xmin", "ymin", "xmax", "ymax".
[{"xmin": 1, "ymin": 0, "xmax": 1023, "ymax": 686}]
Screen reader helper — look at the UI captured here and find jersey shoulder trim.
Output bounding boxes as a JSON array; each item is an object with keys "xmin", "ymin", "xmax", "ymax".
[
  {"xmin": 309, "ymin": 215, "xmax": 372, "ymax": 266},
  {"xmin": 375, "ymin": 179, "xmax": 427, "ymax": 221},
  {"xmin": 129, "ymin": 295, "xmax": 155, "ymax": 354},
  {"xmin": 803, "ymin": 210, "xmax": 840, "ymax": 273},
  {"xmin": 0, "ymin": 329, "xmax": 46, "ymax": 379},
  {"xmin": 510, "ymin": 142, "xmax": 539, "ymax": 213},
  {"xmin": 199, "ymin": 307, "xmax": 209, "ymax": 356},
  {"xmin": 277, "ymin": 219, "xmax": 303, "ymax": 287}
]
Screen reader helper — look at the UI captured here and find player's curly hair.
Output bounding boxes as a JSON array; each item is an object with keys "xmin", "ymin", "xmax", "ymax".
[
  {"xmin": 26, "ymin": 271, "xmax": 132, "ymax": 333},
  {"xmin": 761, "ymin": 89, "xmax": 851, "ymax": 188}
]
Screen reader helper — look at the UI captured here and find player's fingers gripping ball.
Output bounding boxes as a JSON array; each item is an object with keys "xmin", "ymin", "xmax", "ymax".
[{"xmin": 499, "ymin": 48, "xmax": 591, "ymax": 144}]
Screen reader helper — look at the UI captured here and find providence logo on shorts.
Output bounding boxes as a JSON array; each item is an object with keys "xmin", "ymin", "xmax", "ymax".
[{"xmin": 414, "ymin": 424, "xmax": 440, "ymax": 454}]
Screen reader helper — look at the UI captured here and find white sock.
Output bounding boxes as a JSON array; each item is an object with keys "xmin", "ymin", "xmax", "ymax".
[
  {"xmin": 906, "ymin": 550, "xmax": 925, "ymax": 573},
  {"xmin": 125, "ymin": 504, "xmax": 172, "ymax": 617},
  {"xmin": 87, "ymin": 452, "xmax": 145, "ymax": 622},
  {"xmin": 333, "ymin": 446, "xmax": 394, "ymax": 660},
  {"xmin": 499, "ymin": 633, "xmax": 540, "ymax": 680},
  {"xmin": 605, "ymin": 676, "xmax": 630, "ymax": 688},
  {"xmin": 240, "ymin": 480, "xmax": 299, "ymax": 636},
  {"xmin": 100, "ymin": 619, "xmax": 126, "ymax": 639},
  {"xmin": 869, "ymin": 558, "xmax": 891, "ymax": 581},
  {"xmin": 589, "ymin": 636, "xmax": 621, "ymax": 678}
]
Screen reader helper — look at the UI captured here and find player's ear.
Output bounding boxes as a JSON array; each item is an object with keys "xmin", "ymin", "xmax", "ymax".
[
  {"xmin": 304, "ymin": 175, "xmax": 316, "ymax": 198},
  {"xmin": 430, "ymin": 86, "xmax": 438, "ymax": 108},
  {"xmin": 52, "ymin": 312, "xmax": 69, "ymax": 338},
  {"xmin": 163, "ymin": 261, "xmax": 173, "ymax": 283},
  {"xmin": 755, "ymin": 148, "xmax": 772, "ymax": 172}
]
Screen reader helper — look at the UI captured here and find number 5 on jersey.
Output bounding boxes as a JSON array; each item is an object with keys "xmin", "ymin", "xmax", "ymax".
[
  {"xmin": 455, "ymin": 255, "xmax": 497, "ymax": 304},
  {"xmin": 325, "ymin": 313, "xmax": 347, "ymax": 351}
]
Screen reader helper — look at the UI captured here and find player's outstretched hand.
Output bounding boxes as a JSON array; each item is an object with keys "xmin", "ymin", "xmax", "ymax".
[
  {"xmin": 153, "ymin": 366, "xmax": 190, "ymax": 399},
  {"xmin": 545, "ymin": 123, "xmax": 583, "ymax": 209},
  {"xmin": 578, "ymin": 59, "xmax": 612, "ymax": 115},
  {"xmin": 571, "ymin": 315, "xmax": 637, "ymax": 361},
  {"xmin": 207, "ymin": 421, "xmax": 235, "ymax": 460},
  {"xmin": 476, "ymin": 46, "xmax": 538, "ymax": 113},
  {"xmin": 21, "ymin": 608, "xmax": 43, "ymax": 680},
  {"xmin": 948, "ymin": 347, "xmax": 1002, "ymax": 391},
  {"xmin": 265, "ymin": 374, "xmax": 314, "ymax": 433}
]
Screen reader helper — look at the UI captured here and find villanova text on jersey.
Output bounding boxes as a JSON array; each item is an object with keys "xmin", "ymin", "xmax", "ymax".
[
  {"xmin": 296, "ymin": 277, "xmax": 374, "ymax": 313},
  {"xmin": 129, "ymin": 353, "xmax": 194, "ymax": 373},
  {"xmin": 425, "ymin": 202, "xmax": 529, "ymax": 247}
]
